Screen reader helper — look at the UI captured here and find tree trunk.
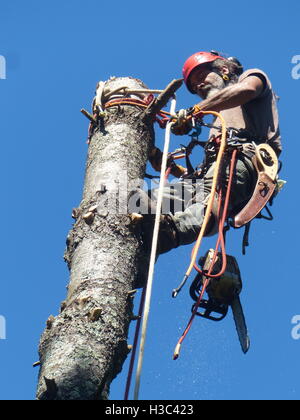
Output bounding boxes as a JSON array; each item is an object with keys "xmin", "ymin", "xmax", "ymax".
[{"xmin": 36, "ymin": 77, "xmax": 155, "ymax": 400}]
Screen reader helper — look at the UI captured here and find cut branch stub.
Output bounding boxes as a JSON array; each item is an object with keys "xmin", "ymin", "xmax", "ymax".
[{"xmin": 143, "ymin": 78, "xmax": 184, "ymax": 120}]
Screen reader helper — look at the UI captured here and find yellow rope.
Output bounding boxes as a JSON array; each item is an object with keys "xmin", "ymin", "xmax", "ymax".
[{"xmin": 185, "ymin": 110, "xmax": 227, "ymax": 277}]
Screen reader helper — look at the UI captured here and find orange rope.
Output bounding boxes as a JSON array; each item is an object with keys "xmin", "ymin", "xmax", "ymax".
[
  {"xmin": 105, "ymin": 99, "xmax": 148, "ymax": 109},
  {"xmin": 185, "ymin": 111, "xmax": 227, "ymax": 277},
  {"xmin": 104, "ymin": 98, "xmax": 174, "ymax": 129},
  {"xmin": 173, "ymin": 149, "xmax": 238, "ymax": 360}
]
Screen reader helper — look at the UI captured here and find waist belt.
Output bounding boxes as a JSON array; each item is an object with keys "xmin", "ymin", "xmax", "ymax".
[
  {"xmin": 185, "ymin": 131, "xmax": 272, "ymax": 181},
  {"xmin": 203, "ymin": 135, "xmax": 256, "ymax": 166}
]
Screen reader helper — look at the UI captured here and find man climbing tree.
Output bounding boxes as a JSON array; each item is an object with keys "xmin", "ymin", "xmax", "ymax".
[
  {"xmin": 130, "ymin": 50, "xmax": 282, "ymax": 385},
  {"xmin": 36, "ymin": 51, "xmax": 281, "ymax": 400},
  {"xmin": 144, "ymin": 50, "xmax": 281, "ymax": 255}
]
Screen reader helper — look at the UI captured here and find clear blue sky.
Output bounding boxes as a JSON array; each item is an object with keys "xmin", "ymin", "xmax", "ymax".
[{"xmin": 0, "ymin": 0, "xmax": 299, "ymax": 400}]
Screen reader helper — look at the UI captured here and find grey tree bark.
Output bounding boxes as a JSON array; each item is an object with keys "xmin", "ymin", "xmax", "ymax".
[{"xmin": 36, "ymin": 77, "xmax": 155, "ymax": 400}]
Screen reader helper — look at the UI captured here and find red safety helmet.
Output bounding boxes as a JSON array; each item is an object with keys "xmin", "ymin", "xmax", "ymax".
[{"xmin": 182, "ymin": 51, "xmax": 225, "ymax": 93}]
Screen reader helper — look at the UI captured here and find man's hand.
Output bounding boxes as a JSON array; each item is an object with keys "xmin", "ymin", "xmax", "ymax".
[
  {"xmin": 169, "ymin": 162, "xmax": 187, "ymax": 178},
  {"xmin": 171, "ymin": 109, "xmax": 193, "ymax": 136},
  {"xmin": 149, "ymin": 147, "xmax": 187, "ymax": 178},
  {"xmin": 171, "ymin": 106, "xmax": 204, "ymax": 136},
  {"xmin": 171, "ymin": 121, "xmax": 193, "ymax": 136}
]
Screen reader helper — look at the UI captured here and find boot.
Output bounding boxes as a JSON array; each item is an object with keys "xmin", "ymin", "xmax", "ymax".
[{"xmin": 133, "ymin": 188, "xmax": 179, "ymax": 254}]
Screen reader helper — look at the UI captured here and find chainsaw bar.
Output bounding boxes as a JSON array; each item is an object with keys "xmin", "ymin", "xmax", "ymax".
[
  {"xmin": 231, "ymin": 296, "xmax": 250, "ymax": 354},
  {"xmin": 190, "ymin": 251, "xmax": 250, "ymax": 354}
]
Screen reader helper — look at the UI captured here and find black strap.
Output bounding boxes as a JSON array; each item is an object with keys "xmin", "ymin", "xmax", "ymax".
[
  {"xmin": 256, "ymin": 206, "xmax": 274, "ymax": 221},
  {"xmin": 242, "ymin": 223, "xmax": 251, "ymax": 255}
]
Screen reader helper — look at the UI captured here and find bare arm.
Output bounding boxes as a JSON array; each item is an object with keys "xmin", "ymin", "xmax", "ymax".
[{"xmin": 197, "ymin": 75, "xmax": 265, "ymax": 112}]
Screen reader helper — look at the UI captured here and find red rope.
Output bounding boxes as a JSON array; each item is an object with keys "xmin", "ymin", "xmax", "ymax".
[
  {"xmin": 124, "ymin": 287, "xmax": 147, "ymax": 400},
  {"xmin": 103, "ymin": 96, "xmax": 172, "ymax": 129}
]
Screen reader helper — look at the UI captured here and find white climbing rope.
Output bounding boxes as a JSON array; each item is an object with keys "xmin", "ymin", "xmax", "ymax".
[{"xmin": 133, "ymin": 97, "xmax": 177, "ymax": 401}]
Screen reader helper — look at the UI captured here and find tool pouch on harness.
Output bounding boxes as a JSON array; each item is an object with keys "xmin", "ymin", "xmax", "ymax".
[{"xmin": 233, "ymin": 143, "xmax": 278, "ymax": 228}]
